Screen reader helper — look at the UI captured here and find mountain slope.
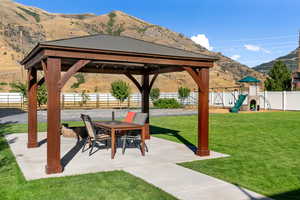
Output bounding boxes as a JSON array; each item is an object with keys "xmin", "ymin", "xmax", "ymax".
[
  {"xmin": 0, "ymin": 0, "xmax": 265, "ymax": 92},
  {"xmin": 254, "ymin": 48, "xmax": 299, "ymax": 73}
]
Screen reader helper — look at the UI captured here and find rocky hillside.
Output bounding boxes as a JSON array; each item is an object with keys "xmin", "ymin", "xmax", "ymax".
[
  {"xmin": 254, "ymin": 48, "xmax": 299, "ymax": 74},
  {"xmin": 0, "ymin": 0, "xmax": 265, "ymax": 92}
]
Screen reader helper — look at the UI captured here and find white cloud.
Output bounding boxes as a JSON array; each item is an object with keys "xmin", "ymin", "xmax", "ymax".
[
  {"xmin": 230, "ymin": 54, "xmax": 241, "ymax": 60},
  {"xmin": 191, "ymin": 34, "xmax": 213, "ymax": 50},
  {"xmin": 244, "ymin": 44, "xmax": 260, "ymax": 51},
  {"xmin": 244, "ymin": 44, "xmax": 271, "ymax": 54}
]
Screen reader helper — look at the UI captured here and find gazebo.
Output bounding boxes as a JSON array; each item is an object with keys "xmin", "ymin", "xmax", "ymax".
[{"xmin": 20, "ymin": 34, "xmax": 218, "ymax": 174}]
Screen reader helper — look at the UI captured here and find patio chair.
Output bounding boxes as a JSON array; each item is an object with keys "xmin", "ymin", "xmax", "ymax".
[
  {"xmin": 80, "ymin": 114, "xmax": 111, "ymax": 156},
  {"xmin": 121, "ymin": 112, "xmax": 149, "ymax": 154}
]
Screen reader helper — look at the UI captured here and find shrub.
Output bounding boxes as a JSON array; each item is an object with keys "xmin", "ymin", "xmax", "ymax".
[
  {"xmin": 178, "ymin": 87, "xmax": 191, "ymax": 104},
  {"xmin": 111, "ymin": 80, "xmax": 130, "ymax": 103},
  {"xmin": 150, "ymin": 88, "xmax": 160, "ymax": 101},
  {"xmin": 153, "ymin": 98, "xmax": 181, "ymax": 109}
]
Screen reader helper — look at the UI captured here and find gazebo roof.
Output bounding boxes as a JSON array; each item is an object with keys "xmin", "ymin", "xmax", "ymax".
[
  {"xmin": 238, "ymin": 76, "xmax": 261, "ymax": 83},
  {"xmin": 38, "ymin": 34, "xmax": 216, "ymax": 60},
  {"xmin": 21, "ymin": 34, "xmax": 218, "ymax": 75}
]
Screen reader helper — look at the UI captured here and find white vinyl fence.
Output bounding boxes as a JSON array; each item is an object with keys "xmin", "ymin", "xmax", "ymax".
[{"xmin": 1, "ymin": 91, "xmax": 300, "ymax": 110}]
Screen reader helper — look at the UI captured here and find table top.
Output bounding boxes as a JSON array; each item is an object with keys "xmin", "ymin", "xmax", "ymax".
[{"xmin": 94, "ymin": 121, "xmax": 144, "ymax": 129}]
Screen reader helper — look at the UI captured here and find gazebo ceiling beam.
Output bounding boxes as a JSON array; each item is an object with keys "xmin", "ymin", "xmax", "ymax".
[{"xmin": 92, "ymin": 61, "xmax": 145, "ymax": 67}]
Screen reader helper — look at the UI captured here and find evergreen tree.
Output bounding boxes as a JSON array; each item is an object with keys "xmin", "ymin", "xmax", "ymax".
[{"xmin": 264, "ymin": 61, "xmax": 291, "ymax": 91}]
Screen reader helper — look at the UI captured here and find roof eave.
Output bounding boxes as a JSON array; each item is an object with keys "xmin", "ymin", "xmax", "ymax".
[{"xmin": 21, "ymin": 43, "xmax": 219, "ymax": 66}]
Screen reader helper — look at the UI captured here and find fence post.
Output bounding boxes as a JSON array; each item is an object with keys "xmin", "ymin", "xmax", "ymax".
[
  {"xmin": 96, "ymin": 93, "xmax": 99, "ymax": 108},
  {"xmin": 127, "ymin": 95, "xmax": 131, "ymax": 108},
  {"xmin": 61, "ymin": 94, "xmax": 65, "ymax": 109},
  {"xmin": 73, "ymin": 94, "xmax": 76, "ymax": 106},
  {"xmin": 107, "ymin": 93, "xmax": 109, "ymax": 107},
  {"xmin": 264, "ymin": 90, "xmax": 267, "ymax": 110},
  {"xmin": 222, "ymin": 90, "xmax": 225, "ymax": 108},
  {"xmin": 210, "ymin": 92, "xmax": 214, "ymax": 106},
  {"xmin": 282, "ymin": 91, "xmax": 286, "ymax": 111}
]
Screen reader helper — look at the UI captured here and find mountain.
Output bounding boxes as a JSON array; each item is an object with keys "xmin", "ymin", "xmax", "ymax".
[
  {"xmin": 254, "ymin": 48, "xmax": 299, "ymax": 73},
  {"xmin": 0, "ymin": 0, "xmax": 265, "ymax": 92}
]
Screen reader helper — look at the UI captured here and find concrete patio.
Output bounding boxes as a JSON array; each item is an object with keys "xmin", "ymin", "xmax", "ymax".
[
  {"xmin": 6, "ymin": 132, "xmax": 226, "ymax": 180},
  {"xmin": 5, "ymin": 133, "xmax": 271, "ymax": 200}
]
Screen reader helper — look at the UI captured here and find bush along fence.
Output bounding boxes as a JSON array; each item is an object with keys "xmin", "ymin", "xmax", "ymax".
[{"xmin": 1, "ymin": 91, "xmax": 300, "ymax": 111}]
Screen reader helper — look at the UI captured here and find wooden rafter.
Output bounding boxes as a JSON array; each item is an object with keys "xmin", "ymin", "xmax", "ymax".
[
  {"xmin": 125, "ymin": 73, "xmax": 142, "ymax": 93},
  {"xmin": 183, "ymin": 67, "xmax": 203, "ymax": 92},
  {"xmin": 41, "ymin": 60, "xmax": 48, "ymax": 86},
  {"xmin": 149, "ymin": 73, "xmax": 159, "ymax": 90},
  {"xmin": 37, "ymin": 77, "xmax": 45, "ymax": 86},
  {"xmin": 59, "ymin": 60, "xmax": 91, "ymax": 89}
]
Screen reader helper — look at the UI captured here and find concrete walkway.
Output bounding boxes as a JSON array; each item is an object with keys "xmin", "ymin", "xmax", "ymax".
[
  {"xmin": 125, "ymin": 164, "xmax": 271, "ymax": 200},
  {"xmin": 5, "ymin": 133, "xmax": 271, "ymax": 200}
]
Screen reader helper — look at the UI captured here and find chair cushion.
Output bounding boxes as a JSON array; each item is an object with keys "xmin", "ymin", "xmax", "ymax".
[
  {"xmin": 123, "ymin": 112, "xmax": 136, "ymax": 123},
  {"xmin": 133, "ymin": 113, "xmax": 148, "ymax": 125}
]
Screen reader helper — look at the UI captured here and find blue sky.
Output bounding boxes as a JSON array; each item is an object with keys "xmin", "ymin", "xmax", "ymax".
[{"xmin": 16, "ymin": 0, "xmax": 300, "ymax": 67}]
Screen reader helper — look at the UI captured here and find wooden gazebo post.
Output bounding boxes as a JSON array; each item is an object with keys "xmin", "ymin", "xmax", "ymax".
[
  {"xmin": 45, "ymin": 58, "xmax": 63, "ymax": 174},
  {"xmin": 184, "ymin": 67, "xmax": 210, "ymax": 156},
  {"xmin": 141, "ymin": 74, "xmax": 150, "ymax": 139},
  {"xmin": 27, "ymin": 67, "xmax": 38, "ymax": 148}
]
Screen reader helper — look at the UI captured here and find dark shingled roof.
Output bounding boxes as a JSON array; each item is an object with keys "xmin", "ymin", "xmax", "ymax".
[{"xmin": 40, "ymin": 34, "xmax": 217, "ymax": 60}]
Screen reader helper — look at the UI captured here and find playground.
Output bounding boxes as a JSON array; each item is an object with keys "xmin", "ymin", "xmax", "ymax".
[{"xmin": 210, "ymin": 76, "xmax": 269, "ymax": 113}]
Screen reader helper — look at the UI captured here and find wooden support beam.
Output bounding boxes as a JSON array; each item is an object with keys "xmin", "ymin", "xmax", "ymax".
[
  {"xmin": 196, "ymin": 67, "xmax": 210, "ymax": 156},
  {"xmin": 149, "ymin": 73, "xmax": 159, "ymax": 90},
  {"xmin": 184, "ymin": 67, "xmax": 210, "ymax": 156},
  {"xmin": 149, "ymin": 66, "xmax": 185, "ymax": 74},
  {"xmin": 25, "ymin": 50, "xmax": 46, "ymax": 69},
  {"xmin": 41, "ymin": 60, "xmax": 48, "ymax": 83},
  {"xmin": 141, "ymin": 74, "xmax": 150, "ymax": 139},
  {"xmin": 125, "ymin": 73, "xmax": 142, "ymax": 93},
  {"xmin": 59, "ymin": 60, "xmax": 91, "ymax": 89},
  {"xmin": 27, "ymin": 67, "xmax": 38, "ymax": 148},
  {"xmin": 37, "ymin": 77, "xmax": 45, "ymax": 86},
  {"xmin": 183, "ymin": 67, "xmax": 203, "ymax": 92},
  {"xmin": 46, "ymin": 58, "xmax": 63, "ymax": 174}
]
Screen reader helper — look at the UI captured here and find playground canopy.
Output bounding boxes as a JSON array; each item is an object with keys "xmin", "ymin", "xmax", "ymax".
[
  {"xmin": 20, "ymin": 34, "xmax": 218, "ymax": 174},
  {"xmin": 238, "ymin": 76, "xmax": 260, "ymax": 83}
]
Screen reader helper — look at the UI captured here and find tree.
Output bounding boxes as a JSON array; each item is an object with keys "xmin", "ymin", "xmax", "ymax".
[
  {"xmin": 79, "ymin": 90, "xmax": 90, "ymax": 107},
  {"xmin": 264, "ymin": 61, "xmax": 291, "ymax": 91},
  {"xmin": 10, "ymin": 82, "xmax": 27, "ymax": 97},
  {"xmin": 178, "ymin": 87, "xmax": 191, "ymax": 104},
  {"xmin": 71, "ymin": 73, "xmax": 85, "ymax": 89},
  {"xmin": 10, "ymin": 81, "xmax": 48, "ymax": 109},
  {"xmin": 37, "ymin": 84, "xmax": 47, "ymax": 108},
  {"xmin": 150, "ymin": 88, "xmax": 160, "ymax": 102},
  {"xmin": 110, "ymin": 80, "xmax": 130, "ymax": 107}
]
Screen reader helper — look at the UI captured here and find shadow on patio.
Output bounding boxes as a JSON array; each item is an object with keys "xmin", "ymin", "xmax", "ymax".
[{"xmin": 150, "ymin": 125, "xmax": 197, "ymax": 153}]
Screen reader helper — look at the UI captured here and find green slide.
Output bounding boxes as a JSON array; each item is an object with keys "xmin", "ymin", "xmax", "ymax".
[{"xmin": 230, "ymin": 94, "xmax": 247, "ymax": 113}]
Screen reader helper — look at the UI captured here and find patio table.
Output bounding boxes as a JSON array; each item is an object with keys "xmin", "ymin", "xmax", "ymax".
[{"xmin": 93, "ymin": 121, "xmax": 146, "ymax": 159}]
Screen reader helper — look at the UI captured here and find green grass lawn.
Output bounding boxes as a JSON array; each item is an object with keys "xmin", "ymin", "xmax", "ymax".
[
  {"xmin": 1, "ymin": 112, "xmax": 300, "ymax": 200},
  {"xmin": 151, "ymin": 112, "xmax": 300, "ymax": 200},
  {"xmin": 0, "ymin": 122, "xmax": 176, "ymax": 200}
]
